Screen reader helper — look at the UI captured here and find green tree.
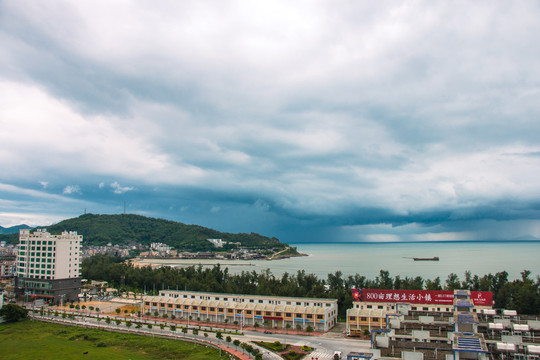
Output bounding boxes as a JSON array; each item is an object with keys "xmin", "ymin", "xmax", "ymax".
[
  {"xmin": 0, "ymin": 304, "xmax": 28, "ymax": 322},
  {"xmin": 445, "ymin": 273, "xmax": 461, "ymax": 290}
]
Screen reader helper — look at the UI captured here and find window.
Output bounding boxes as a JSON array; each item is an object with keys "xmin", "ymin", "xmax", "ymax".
[
  {"xmin": 361, "ymin": 317, "xmax": 367, "ymax": 321},
  {"xmin": 296, "ymin": 313, "xmax": 302, "ymax": 318},
  {"xmin": 373, "ymin": 317, "xmax": 379, "ymax": 322},
  {"xmin": 378, "ymin": 305, "xmax": 383, "ymax": 309},
  {"xmin": 317, "ymin": 315, "xmax": 323, "ymax": 319},
  {"xmin": 168, "ymin": 304, "xmax": 173, "ymax": 308},
  {"xmin": 201, "ymin": 307, "xmax": 206, "ymax": 311},
  {"xmin": 210, "ymin": 307, "xmax": 215, "ymax": 311},
  {"xmin": 265, "ymin": 312, "xmax": 271, "ymax": 316},
  {"xmin": 218, "ymin": 308, "xmax": 224, "ymax": 312},
  {"xmin": 256, "ymin": 311, "xmax": 261, "ymax": 315},
  {"xmin": 307, "ymin": 314, "xmax": 312, "ymax": 319},
  {"xmin": 246, "ymin": 310, "xmax": 252, "ymax": 314},
  {"xmin": 259, "ymin": 300, "xmax": 263, "ymax": 303},
  {"xmin": 349, "ymin": 316, "xmax": 356, "ymax": 321},
  {"xmin": 192, "ymin": 306, "xmax": 198, "ymax": 310},
  {"xmin": 227, "ymin": 309, "xmax": 233, "ymax": 313}
]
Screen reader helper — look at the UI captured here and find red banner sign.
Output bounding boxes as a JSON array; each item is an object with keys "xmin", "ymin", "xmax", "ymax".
[{"xmin": 355, "ymin": 289, "xmax": 492, "ymax": 306}]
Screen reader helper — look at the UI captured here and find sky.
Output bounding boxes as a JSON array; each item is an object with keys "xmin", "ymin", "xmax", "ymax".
[{"xmin": 1, "ymin": 1, "xmax": 540, "ymax": 243}]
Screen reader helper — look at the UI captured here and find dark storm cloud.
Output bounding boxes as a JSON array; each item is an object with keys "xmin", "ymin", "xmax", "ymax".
[{"xmin": 1, "ymin": 1, "xmax": 540, "ymax": 241}]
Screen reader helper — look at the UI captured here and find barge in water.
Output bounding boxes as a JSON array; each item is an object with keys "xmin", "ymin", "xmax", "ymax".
[{"xmin": 413, "ymin": 257, "xmax": 439, "ymax": 261}]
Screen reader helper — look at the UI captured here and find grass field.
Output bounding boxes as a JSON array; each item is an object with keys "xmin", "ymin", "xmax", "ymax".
[{"xmin": 0, "ymin": 320, "xmax": 229, "ymax": 360}]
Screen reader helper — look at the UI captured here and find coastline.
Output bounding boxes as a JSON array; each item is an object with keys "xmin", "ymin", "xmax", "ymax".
[{"xmin": 129, "ymin": 251, "xmax": 308, "ymax": 268}]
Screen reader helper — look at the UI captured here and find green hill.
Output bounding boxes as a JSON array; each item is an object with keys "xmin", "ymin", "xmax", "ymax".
[{"xmin": 0, "ymin": 214, "xmax": 288, "ymax": 252}]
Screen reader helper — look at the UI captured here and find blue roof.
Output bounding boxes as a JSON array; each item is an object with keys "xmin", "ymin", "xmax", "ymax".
[
  {"xmin": 454, "ymin": 335, "xmax": 488, "ymax": 353},
  {"xmin": 457, "ymin": 314, "xmax": 476, "ymax": 323},
  {"xmin": 455, "ymin": 300, "xmax": 473, "ymax": 307}
]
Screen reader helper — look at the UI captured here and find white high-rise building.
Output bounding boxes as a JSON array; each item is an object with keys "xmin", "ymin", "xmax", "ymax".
[{"xmin": 15, "ymin": 229, "xmax": 82, "ymax": 302}]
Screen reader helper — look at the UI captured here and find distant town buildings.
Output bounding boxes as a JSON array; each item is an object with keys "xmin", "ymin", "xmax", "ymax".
[
  {"xmin": 207, "ymin": 238, "xmax": 225, "ymax": 248},
  {"xmin": 15, "ymin": 229, "xmax": 82, "ymax": 303},
  {"xmin": 0, "ymin": 258, "xmax": 15, "ymax": 278},
  {"xmin": 150, "ymin": 242, "xmax": 173, "ymax": 254}
]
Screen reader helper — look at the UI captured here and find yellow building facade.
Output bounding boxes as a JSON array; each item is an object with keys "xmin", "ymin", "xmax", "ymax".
[{"xmin": 142, "ymin": 290, "xmax": 338, "ymax": 332}]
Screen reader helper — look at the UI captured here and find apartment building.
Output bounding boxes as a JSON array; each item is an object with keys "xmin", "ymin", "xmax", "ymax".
[
  {"xmin": 14, "ymin": 229, "xmax": 82, "ymax": 303},
  {"xmin": 142, "ymin": 290, "xmax": 338, "ymax": 332}
]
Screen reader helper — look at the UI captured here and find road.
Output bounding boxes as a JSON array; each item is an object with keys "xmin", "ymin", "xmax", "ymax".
[{"xmin": 29, "ymin": 310, "xmax": 371, "ymax": 360}]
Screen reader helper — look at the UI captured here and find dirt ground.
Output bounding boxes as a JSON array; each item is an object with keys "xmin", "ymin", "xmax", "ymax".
[{"xmin": 52, "ymin": 301, "xmax": 130, "ymax": 314}]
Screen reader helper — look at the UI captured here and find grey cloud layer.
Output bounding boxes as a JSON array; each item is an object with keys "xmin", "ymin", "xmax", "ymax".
[{"xmin": 1, "ymin": 1, "xmax": 540, "ymax": 241}]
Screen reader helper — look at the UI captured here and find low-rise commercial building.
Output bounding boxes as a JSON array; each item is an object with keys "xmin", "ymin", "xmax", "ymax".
[
  {"xmin": 347, "ymin": 289, "xmax": 493, "ymax": 336},
  {"xmin": 142, "ymin": 290, "xmax": 338, "ymax": 332}
]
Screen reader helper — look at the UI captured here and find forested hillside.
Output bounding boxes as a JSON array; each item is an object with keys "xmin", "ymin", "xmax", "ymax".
[{"xmin": 0, "ymin": 214, "xmax": 287, "ymax": 252}]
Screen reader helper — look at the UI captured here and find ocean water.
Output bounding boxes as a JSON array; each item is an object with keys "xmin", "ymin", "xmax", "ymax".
[{"xmin": 143, "ymin": 241, "xmax": 540, "ymax": 281}]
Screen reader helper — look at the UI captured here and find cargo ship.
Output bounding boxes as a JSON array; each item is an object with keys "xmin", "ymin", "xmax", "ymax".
[{"xmin": 413, "ymin": 257, "xmax": 439, "ymax": 261}]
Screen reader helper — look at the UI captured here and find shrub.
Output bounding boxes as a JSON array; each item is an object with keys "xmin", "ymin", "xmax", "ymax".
[
  {"xmin": 96, "ymin": 342, "xmax": 107, "ymax": 348},
  {"xmin": 147, "ymin": 324, "xmax": 152, "ymax": 329},
  {"xmin": 306, "ymin": 325, "xmax": 313, "ymax": 333},
  {"xmin": 0, "ymin": 304, "xmax": 28, "ymax": 322}
]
